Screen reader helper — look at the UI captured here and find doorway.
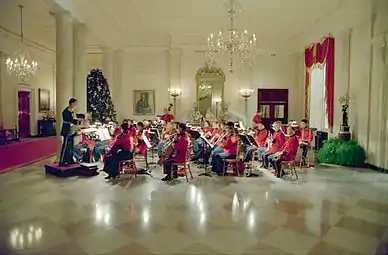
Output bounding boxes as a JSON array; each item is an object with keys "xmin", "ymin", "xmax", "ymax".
[
  {"xmin": 18, "ymin": 90, "xmax": 31, "ymax": 138},
  {"xmin": 257, "ymin": 89, "xmax": 289, "ymax": 128}
]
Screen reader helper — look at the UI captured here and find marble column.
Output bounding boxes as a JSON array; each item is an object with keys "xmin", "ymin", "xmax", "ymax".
[
  {"xmin": 111, "ymin": 50, "xmax": 123, "ymax": 121},
  {"xmin": 0, "ymin": 51, "xmax": 3, "ymax": 125},
  {"xmin": 55, "ymin": 10, "xmax": 74, "ymax": 158},
  {"xmin": 73, "ymin": 23, "xmax": 87, "ymax": 113},
  {"xmin": 102, "ymin": 48, "xmax": 113, "ymax": 84}
]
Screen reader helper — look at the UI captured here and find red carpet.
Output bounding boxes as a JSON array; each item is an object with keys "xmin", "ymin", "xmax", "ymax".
[{"xmin": 0, "ymin": 137, "xmax": 57, "ymax": 174}]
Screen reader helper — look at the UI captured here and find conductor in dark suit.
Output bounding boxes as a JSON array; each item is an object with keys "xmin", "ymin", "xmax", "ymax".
[{"xmin": 59, "ymin": 98, "xmax": 81, "ymax": 166}]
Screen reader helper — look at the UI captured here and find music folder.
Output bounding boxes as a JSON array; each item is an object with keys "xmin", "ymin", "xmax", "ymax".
[
  {"xmin": 142, "ymin": 131, "xmax": 152, "ymax": 149},
  {"xmin": 239, "ymin": 134, "xmax": 251, "ymax": 146},
  {"xmin": 150, "ymin": 128, "xmax": 160, "ymax": 138},
  {"xmin": 246, "ymin": 134, "xmax": 258, "ymax": 147},
  {"xmin": 200, "ymin": 135, "xmax": 214, "ymax": 149}
]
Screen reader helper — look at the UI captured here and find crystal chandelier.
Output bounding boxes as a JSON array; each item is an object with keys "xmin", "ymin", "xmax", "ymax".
[
  {"xmin": 207, "ymin": 0, "xmax": 257, "ymax": 73},
  {"xmin": 6, "ymin": 5, "xmax": 38, "ymax": 82}
]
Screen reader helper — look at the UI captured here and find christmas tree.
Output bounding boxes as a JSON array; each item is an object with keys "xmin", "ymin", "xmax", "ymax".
[{"xmin": 87, "ymin": 69, "xmax": 117, "ymax": 123}]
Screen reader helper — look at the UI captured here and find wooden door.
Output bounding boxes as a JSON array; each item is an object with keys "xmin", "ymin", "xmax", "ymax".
[
  {"xmin": 257, "ymin": 89, "xmax": 288, "ymax": 128},
  {"xmin": 18, "ymin": 91, "xmax": 31, "ymax": 138}
]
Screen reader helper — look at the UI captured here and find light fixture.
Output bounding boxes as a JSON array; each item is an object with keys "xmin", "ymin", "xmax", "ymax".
[
  {"xmin": 207, "ymin": 0, "xmax": 257, "ymax": 73},
  {"xmin": 239, "ymin": 89, "xmax": 254, "ymax": 125},
  {"xmin": 168, "ymin": 88, "xmax": 182, "ymax": 116},
  {"xmin": 6, "ymin": 4, "xmax": 38, "ymax": 82},
  {"xmin": 214, "ymin": 98, "xmax": 222, "ymax": 119}
]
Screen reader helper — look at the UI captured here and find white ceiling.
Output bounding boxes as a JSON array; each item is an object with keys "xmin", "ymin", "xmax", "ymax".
[{"xmin": 0, "ymin": 0, "xmax": 372, "ymax": 54}]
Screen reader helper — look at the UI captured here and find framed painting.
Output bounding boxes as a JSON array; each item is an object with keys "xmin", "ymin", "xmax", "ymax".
[
  {"xmin": 133, "ymin": 90, "xmax": 155, "ymax": 115},
  {"xmin": 38, "ymin": 88, "xmax": 50, "ymax": 112}
]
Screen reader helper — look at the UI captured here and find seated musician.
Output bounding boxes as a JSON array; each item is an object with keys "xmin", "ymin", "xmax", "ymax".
[
  {"xmin": 210, "ymin": 122, "xmax": 231, "ymax": 157},
  {"xmin": 161, "ymin": 123, "xmax": 189, "ymax": 181},
  {"xmin": 268, "ymin": 125, "xmax": 299, "ymax": 178},
  {"xmin": 157, "ymin": 122, "xmax": 176, "ymax": 156},
  {"xmin": 103, "ymin": 123, "xmax": 133, "ymax": 179},
  {"xmin": 135, "ymin": 122, "xmax": 150, "ymax": 156},
  {"xmin": 299, "ymin": 119, "xmax": 314, "ymax": 165},
  {"xmin": 243, "ymin": 123, "xmax": 268, "ymax": 162},
  {"xmin": 193, "ymin": 121, "xmax": 212, "ymax": 155},
  {"xmin": 261, "ymin": 121, "xmax": 286, "ymax": 168},
  {"xmin": 211, "ymin": 123, "xmax": 238, "ymax": 175}
]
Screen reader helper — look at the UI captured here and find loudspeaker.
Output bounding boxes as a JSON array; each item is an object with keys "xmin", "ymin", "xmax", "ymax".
[{"xmin": 315, "ymin": 131, "xmax": 328, "ymax": 150}]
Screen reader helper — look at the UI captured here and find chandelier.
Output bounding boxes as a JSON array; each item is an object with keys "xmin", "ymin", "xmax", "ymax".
[
  {"xmin": 207, "ymin": 0, "xmax": 257, "ymax": 73},
  {"xmin": 5, "ymin": 5, "xmax": 38, "ymax": 82}
]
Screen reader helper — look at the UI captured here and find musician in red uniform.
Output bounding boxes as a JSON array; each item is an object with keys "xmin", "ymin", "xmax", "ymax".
[
  {"xmin": 103, "ymin": 123, "xmax": 134, "ymax": 179},
  {"xmin": 261, "ymin": 121, "xmax": 286, "ymax": 168},
  {"xmin": 243, "ymin": 123, "xmax": 268, "ymax": 162},
  {"xmin": 135, "ymin": 122, "xmax": 150, "ymax": 156},
  {"xmin": 162, "ymin": 123, "xmax": 189, "ymax": 181},
  {"xmin": 299, "ymin": 119, "xmax": 314, "ymax": 165},
  {"xmin": 252, "ymin": 111, "xmax": 262, "ymax": 125},
  {"xmin": 269, "ymin": 125, "xmax": 299, "ymax": 178},
  {"xmin": 211, "ymin": 122, "xmax": 238, "ymax": 175},
  {"xmin": 161, "ymin": 105, "xmax": 175, "ymax": 123}
]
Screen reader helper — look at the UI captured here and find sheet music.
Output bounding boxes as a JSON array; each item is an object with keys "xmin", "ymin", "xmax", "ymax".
[
  {"xmin": 101, "ymin": 127, "xmax": 110, "ymax": 140},
  {"xmin": 239, "ymin": 121, "xmax": 245, "ymax": 130},
  {"xmin": 142, "ymin": 131, "xmax": 152, "ymax": 148}
]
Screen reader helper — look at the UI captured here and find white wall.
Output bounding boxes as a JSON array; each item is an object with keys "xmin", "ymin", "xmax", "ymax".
[
  {"xmin": 114, "ymin": 45, "xmax": 304, "ymax": 123},
  {"xmin": 329, "ymin": 0, "xmax": 388, "ymax": 168},
  {"xmin": 0, "ymin": 30, "xmax": 55, "ymax": 135}
]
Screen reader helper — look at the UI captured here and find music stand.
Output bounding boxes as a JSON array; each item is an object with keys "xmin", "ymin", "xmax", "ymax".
[
  {"xmin": 198, "ymin": 135, "xmax": 214, "ymax": 177},
  {"xmin": 244, "ymin": 134, "xmax": 260, "ymax": 177},
  {"xmin": 148, "ymin": 130, "xmax": 159, "ymax": 165}
]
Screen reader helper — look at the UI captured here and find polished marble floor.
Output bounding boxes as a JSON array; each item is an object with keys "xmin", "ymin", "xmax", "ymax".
[{"xmin": 1, "ymin": 158, "xmax": 388, "ymax": 255}]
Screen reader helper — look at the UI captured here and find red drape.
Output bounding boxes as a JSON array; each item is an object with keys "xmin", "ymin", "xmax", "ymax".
[{"xmin": 304, "ymin": 37, "xmax": 335, "ymax": 130}]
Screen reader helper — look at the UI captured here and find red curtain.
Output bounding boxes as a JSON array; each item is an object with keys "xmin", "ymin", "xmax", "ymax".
[{"xmin": 304, "ymin": 37, "xmax": 335, "ymax": 130}]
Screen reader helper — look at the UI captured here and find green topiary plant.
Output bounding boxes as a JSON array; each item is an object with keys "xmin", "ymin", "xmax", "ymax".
[{"xmin": 318, "ymin": 138, "xmax": 366, "ymax": 167}]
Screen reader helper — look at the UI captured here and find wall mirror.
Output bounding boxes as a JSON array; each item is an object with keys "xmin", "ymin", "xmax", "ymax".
[{"xmin": 195, "ymin": 63, "xmax": 225, "ymax": 119}]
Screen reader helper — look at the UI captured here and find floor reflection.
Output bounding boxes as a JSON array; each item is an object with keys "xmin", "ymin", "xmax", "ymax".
[{"xmin": 0, "ymin": 160, "xmax": 388, "ymax": 254}]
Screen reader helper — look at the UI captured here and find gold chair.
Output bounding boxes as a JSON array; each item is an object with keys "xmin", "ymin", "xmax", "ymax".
[
  {"xmin": 119, "ymin": 158, "xmax": 138, "ymax": 177},
  {"xmin": 223, "ymin": 143, "xmax": 242, "ymax": 176},
  {"xmin": 171, "ymin": 146, "xmax": 193, "ymax": 182}
]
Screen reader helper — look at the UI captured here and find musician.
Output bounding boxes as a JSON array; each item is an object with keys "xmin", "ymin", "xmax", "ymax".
[
  {"xmin": 135, "ymin": 122, "xmax": 150, "ymax": 156},
  {"xmin": 243, "ymin": 123, "xmax": 268, "ymax": 162},
  {"xmin": 299, "ymin": 119, "xmax": 314, "ymax": 165},
  {"xmin": 59, "ymin": 98, "xmax": 81, "ymax": 166},
  {"xmin": 252, "ymin": 111, "xmax": 262, "ymax": 125},
  {"xmin": 261, "ymin": 121, "xmax": 286, "ymax": 168},
  {"xmin": 161, "ymin": 105, "xmax": 174, "ymax": 123},
  {"xmin": 103, "ymin": 123, "xmax": 134, "ymax": 179},
  {"xmin": 193, "ymin": 121, "xmax": 212, "ymax": 155},
  {"xmin": 211, "ymin": 122, "xmax": 233, "ymax": 157},
  {"xmin": 157, "ymin": 122, "xmax": 176, "ymax": 156},
  {"xmin": 161, "ymin": 123, "xmax": 189, "ymax": 181},
  {"xmin": 211, "ymin": 123, "xmax": 238, "ymax": 175},
  {"xmin": 269, "ymin": 125, "xmax": 299, "ymax": 178}
]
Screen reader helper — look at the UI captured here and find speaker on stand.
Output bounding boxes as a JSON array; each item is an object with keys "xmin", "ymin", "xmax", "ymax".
[{"xmin": 315, "ymin": 131, "xmax": 328, "ymax": 151}]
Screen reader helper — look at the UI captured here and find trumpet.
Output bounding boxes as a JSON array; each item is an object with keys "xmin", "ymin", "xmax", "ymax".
[{"xmin": 214, "ymin": 133, "xmax": 227, "ymax": 147}]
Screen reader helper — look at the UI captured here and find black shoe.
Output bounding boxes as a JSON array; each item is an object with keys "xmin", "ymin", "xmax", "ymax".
[
  {"xmin": 105, "ymin": 175, "xmax": 112, "ymax": 179},
  {"xmin": 161, "ymin": 175, "xmax": 172, "ymax": 181},
  {"xmin": 173, "ymin": 173, "xmax": 178, "ymax": 179}
]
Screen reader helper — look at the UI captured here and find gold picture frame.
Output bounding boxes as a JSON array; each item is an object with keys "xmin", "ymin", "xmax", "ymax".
[
  {"xmin": 133, "ymin": 90, "xmax": 155, "ymax": 115},
  {"xmin": 38, "ymin": 88, "xmax": 50, "ymax": 112}
]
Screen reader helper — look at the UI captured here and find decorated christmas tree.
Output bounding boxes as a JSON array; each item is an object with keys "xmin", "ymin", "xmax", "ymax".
[{"xmin": 87, "ymin": 69, "xmax": 117, "ymax": 123}]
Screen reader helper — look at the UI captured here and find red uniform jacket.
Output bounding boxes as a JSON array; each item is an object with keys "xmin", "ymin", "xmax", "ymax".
[
  {"xmin": 268, "ymin": 130, "xmax": 286, "ymax": 154},
  {"xmin": 129, "ymin": 126, "xmax": 136, "ymax": 137},
  {"xmin": 255, "ymin": 129, "xmax": 268, "ymax": 147},
  {"xmin": 221, "ymin": 135, "xmax": 238, "ymax": 155},
  {"xmin": 173, "ymin": 134, "xmax": 189, "ymax": 163},
  {"xmin": 203, "ymin": 128, "xmax": 212, "ymax": 139},
  {"xmin": 135, "ymin": 130, "xmax": 150, "ymax": 155},
  {"xmin": 299, "ymin": 128, "xmax": 314, "ymax": 145},
  {"xmin": 80, "ymin": 133, "xmax": 96, "ymax": 148},
  {"xmin": 279, "ymin": 135, "xmax": 299, "ymax": 161},
  {"xmin": 252, "ymin": 114, "xmax": 262, "ymax": 124},
  {"xmin": 161, "ymin": 113, "xmax": 174, "ymax": 123},
  {"xmin": 109, "ymin": 131, "xmax": 133, "ymax": 155}
]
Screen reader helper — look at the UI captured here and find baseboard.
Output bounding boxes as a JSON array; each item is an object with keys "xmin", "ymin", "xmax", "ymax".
[{"xmin": 367, "ymin": 163, "xmax": 388, "ymax": 173}]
